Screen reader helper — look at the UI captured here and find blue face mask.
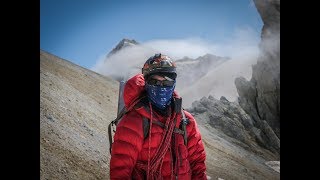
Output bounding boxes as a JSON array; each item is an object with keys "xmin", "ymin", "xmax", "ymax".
[{"xmin": 145, "ymin": 83, "xmax": 176, "ymax": 110}]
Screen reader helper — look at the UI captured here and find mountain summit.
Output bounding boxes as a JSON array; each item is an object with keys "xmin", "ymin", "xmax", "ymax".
[{"xmin": 107, "ymin": 38, "xmax": 139, "ymax": 57}]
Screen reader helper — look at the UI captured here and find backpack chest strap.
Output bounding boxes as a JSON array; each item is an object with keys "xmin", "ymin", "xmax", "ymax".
[{"xmin": 143, "ymin": 117, "xmax": 185, "ymax": 138}]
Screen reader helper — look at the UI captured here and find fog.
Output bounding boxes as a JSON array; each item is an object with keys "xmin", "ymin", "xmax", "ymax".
[
  {"xmin": 91, "ymin": 27, "xmax": 263, "ymax": 107},
  {"xmin": 91, "ymin": 45, "xmax": 157, "ymax": 81},
  {"xmin": 178, "ymin": 55, "xmax": 258, "ymax": 107}
]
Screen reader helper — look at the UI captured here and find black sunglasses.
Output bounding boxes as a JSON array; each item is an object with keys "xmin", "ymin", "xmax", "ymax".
[{"xmin": 147, "ymin": 78, "xmax": 175, "ymax": 86}]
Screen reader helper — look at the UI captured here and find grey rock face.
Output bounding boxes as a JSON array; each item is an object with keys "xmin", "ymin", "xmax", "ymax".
[
  {"xmin": 235, "ymin": 0, "xmax": 280, "ymax": 154},
  {"xmin": 107, "ymin": 38, "xmax": 139, "ymax": 57},
  {"xmin": 188, "ymin": 96, "xmax": 279, "ymax": 156},
  {"xmin": 265, "ymin": 161, "xmax": 280, "ymax": 173}
]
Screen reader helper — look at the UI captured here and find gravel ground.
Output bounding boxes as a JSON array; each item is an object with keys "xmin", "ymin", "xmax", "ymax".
[
  {"xmin": 40, "ymin": 50, "xmax": 279, "ymax": 180},
  {"xmin": 41, "ymin": 50, "xmax": 118, "ymax": 179}
]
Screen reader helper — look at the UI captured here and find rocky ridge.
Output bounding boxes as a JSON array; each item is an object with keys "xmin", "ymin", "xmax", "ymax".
[{"xmin": 235, "ymin": 0, "xmax": 280, "ymax": 152}]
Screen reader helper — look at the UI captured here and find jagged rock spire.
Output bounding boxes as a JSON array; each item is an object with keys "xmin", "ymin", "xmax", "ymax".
[{"xmin": 107, "ymin": 38, "xmax": 139, "ymax": 57}]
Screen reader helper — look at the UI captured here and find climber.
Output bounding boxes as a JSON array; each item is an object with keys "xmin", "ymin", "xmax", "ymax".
[{"xmin": 110, "ymin": 53, "xmax": 207, "ymax": 179}]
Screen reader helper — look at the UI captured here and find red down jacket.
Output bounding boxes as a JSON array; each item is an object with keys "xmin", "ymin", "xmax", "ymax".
[{"xmin": 110, "ymin": 74, "xmax": 207, "ymax": 180}]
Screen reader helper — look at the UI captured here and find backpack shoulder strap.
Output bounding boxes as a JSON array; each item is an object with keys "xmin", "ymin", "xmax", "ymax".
[
  {"xmin": 115, "ymin": 97, "xmax": 189, "ymax": 147},
  {"xmin": 180, "ymin": 109, "xmax": 189, "ymax": 146},
  {"xmin": 141, "ymin": 106, "xmax": 189, "ymax": 146},
  {"xmin": 142, "ymin": 117, "xmax": 150, "ymax": 139},
  {"xmin": 108, "ymin": 106, "xmax": 127, "ymax": 153},
  {"xmin": 108, "ymin": 96, "xmax": 146, "ymax": 153},
  {"xmin": 174, "ymin": 97, "xmax": 189, "ymax": 146}
]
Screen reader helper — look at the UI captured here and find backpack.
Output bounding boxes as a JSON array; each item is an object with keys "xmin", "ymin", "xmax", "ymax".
[{"xmin": 108, "ymin": 76, "xmax": 189, "ymax": 154}]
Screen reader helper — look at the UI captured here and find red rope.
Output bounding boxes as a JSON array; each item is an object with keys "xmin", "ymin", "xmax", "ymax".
[
  {"xmin": 150, "ymin": 111, "xmax": 176, "ymax": 179},
  {"xmin": 135, "ymin": 104, "xmax": 177, "ymax": 180}
]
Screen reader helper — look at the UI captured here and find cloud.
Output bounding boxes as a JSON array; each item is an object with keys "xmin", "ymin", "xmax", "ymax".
[
  {"xmin": 91, "ymin": 45, "xmax": 158, "ymax": 81},
  {"xmin": 218, "ymin": 27, "xmax": 260, "ymax": 57},
  {"xmin": 179, "ymin": 55, "xmax": 258, "ymax": 107},
  {"xmin": 142, "ymin": 38, "xmax": 217, "ymax": 60},
  {"xmin": 91, "ymin": 26, "xmax": 262, "ymax": 106},
  {"xmin": 249, "ymin": 0, "xmax": 256, "ymax": 9},
  {"xmin": 143, "ymin": 27, "xmax": 260, "ymax": 59}
]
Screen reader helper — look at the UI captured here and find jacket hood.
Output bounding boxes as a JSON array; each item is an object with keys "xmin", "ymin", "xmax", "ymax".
[{"xmin": 123, "ymin": 73, "xmax": 180, "ymax": 110}]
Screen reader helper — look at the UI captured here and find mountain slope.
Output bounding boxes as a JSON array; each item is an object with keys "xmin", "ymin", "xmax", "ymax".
[
  {"xmin": 40, "ymin": 49, "xmax": 279, "ymax": 179},
  {"xmin": 40, "ymin": 50, "xmax": 118, "ymax": 179}
]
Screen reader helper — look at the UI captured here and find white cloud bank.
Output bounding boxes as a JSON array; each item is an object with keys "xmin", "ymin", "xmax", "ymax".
[{"xmin": 91, "ymin": 26, "xmax": 261, "ymax": 106}]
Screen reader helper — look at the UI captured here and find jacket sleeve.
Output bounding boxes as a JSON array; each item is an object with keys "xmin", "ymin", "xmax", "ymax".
[
  {"xmin": 185, "ymin": 111, "xmax": 207, "ymax": 180},
  {"xmin": 110, "ymin": 111, "xmax": 144, "ymax": 179}
]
